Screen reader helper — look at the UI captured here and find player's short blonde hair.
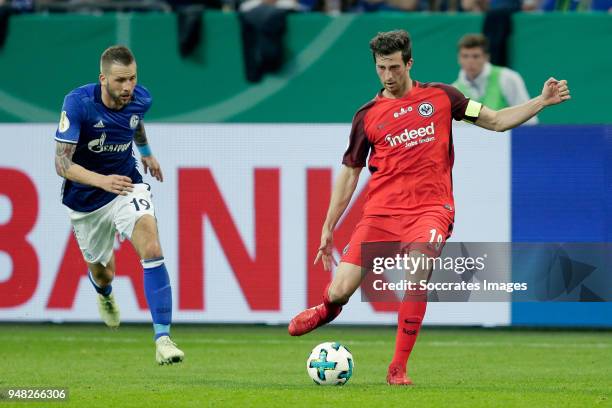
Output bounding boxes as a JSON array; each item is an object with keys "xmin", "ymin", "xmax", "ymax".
[{"xmin": 100, "ymin": 45, "xmax": 135, "ymax": 74}]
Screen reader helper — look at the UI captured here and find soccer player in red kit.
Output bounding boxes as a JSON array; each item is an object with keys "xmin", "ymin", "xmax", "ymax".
[{"xmin": 288, "ymin": 30, "xmax": 571, "ymax": 385}]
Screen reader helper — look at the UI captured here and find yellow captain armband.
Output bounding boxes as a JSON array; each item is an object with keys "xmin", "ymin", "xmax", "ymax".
[{"xmin": 462, "ymin": 100, "xmax": 483, "ymax": 124}]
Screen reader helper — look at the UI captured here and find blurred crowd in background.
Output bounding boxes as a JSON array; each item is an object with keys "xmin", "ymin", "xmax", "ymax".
[
  {"xmin": 0, "ymin": 0, "xmax": 608, "ymax": 88},
  {"xmin": 0, "ymin": 0, "xmax": 610, "ymax": 13}
]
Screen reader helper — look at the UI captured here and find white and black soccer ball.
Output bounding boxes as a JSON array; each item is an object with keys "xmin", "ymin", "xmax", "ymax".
[{"xmin": 306, "ymin": 342, "xmax": 354, "ymax": 385}]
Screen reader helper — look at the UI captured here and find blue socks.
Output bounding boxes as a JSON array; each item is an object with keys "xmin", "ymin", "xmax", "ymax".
[
  {"xmin": 142, "ymin": 257, "xmax": 173, "ymax": 340},
  {"xmin": 88, "ymin": 270, "xmax": 112, "ymax": 297},
  {"xmin": 89, "ymin": 259, "xmax": 173, "ymax": 341}
]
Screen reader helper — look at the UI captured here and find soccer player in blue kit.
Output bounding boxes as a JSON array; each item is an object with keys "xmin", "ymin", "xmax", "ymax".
[{"xmin": 54, "ymin": 45, "xmax": 184, "ymax": 365}]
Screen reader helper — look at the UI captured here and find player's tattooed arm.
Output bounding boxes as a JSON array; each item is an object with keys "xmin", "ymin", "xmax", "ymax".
[
  {"xmin": 54, "ymin": 141, "xmax": 77, "ymax": 177},
  {"xmin": 54, "ymin": 141, "xmax": 134, "ymax": 194},
  {"xmin": 133, "ymin": 121, "xmax": 148, "ymax": 147}
]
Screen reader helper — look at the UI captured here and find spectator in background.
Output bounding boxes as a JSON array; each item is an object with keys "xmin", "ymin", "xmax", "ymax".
[
  {"xmin": 239, "ymin": 0, "xmax": 292, "ymax": 82},
  {"xmin": 1, "ymin": 0, "xmax": 33, "ymax": 50},
  {"xmin": 1, "ymin": 0, "xmax": 32, "ymax": 12},
  {"xmin": 357, "ymin": 0, "xmax": 463, "ymax": 11},
  {"xmin": 452, "ymin": 33, "xmax": 537, "ymax": 124},
  {"xmin": 356, "ymin": 0, "xmax": 419, "ymax": 11},
  {"xmin": 422, "ymin": 0, "xmax": 462, "ymax": 11},
  {"xmin": 167, "ymin": 0, "xmax": 223, "ymax": 10},
  {"xmin": 539, "ymin": 0, "xmax": 612, "ymax": 10},
  {"xmin": 460, "ymin": 0, "xmax": 487, "ymax": 10},
  {"xmin": 462, "ymin": 0, "xmax": 522, "ymax": 10}
]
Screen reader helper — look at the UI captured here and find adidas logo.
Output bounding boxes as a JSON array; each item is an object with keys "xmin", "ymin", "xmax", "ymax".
[{"xmin": 94, "ymin": 120, "xmax": 105, "ymax": 128}]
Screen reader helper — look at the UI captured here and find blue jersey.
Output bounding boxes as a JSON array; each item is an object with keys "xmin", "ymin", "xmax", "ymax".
[{"xmin": 55, "ymin": 83, "xmax": 152, "ymax": 212}]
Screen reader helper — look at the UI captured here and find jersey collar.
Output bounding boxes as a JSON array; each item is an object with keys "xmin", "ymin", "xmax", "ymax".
[
  {"xmin": 376, "ymin": 80, "xmax": 419, "ymax": 100},
  {"xmin": 94, "ymin": 83, "xmax": 103, "ymax": 104}
]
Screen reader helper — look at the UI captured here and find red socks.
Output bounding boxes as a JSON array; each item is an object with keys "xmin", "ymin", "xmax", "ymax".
[
  {"xmin": 390, "ymin": 291, "xmax": 427, "ymax": 368},
  {"xmin": 320, "ymin": 283, "xmax": 344, "ymax": 322}
]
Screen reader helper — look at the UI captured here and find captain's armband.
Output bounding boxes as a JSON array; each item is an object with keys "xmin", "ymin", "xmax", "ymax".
[{"xmin": 462, "ymin": 100, "xmax": 483, "ymax": 124}]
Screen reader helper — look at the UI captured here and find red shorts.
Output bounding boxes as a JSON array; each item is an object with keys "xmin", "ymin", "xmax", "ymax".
[{"xmin": 340, "ymin": 212, "xmax": 454, "ymax": 266}]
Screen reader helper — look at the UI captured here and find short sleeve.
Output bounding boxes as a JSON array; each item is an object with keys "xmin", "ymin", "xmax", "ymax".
[
  {"xmin": 342, "ymin": 108, "xmax": 372, "ymax": 168},
  {"xmin": 55, "ymin": 93, "xmax": 85, "ymax": 144},
  {"xmin": 432, "ymin": 83, "xmax": 482, "ymax": 123},
  {"xmin": 136, "ymin": 85, "xmax": 153, "ymax": 115},
  {"xmin": 144, "ymin": 97, "xmax": 153, "ymax": 114}
]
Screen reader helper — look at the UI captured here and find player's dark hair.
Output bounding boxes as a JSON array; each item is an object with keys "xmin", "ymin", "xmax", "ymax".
[
  {"xmin": 369, "ymin": 30, "xmax": 412, "ymax": 64},
  {"xmin": 457, "ymin": 34, "xmax": 489, "ymax": 53},
  {"xmin": 100, "ymin": 45, "xmax": 135, "ymax": 73}
]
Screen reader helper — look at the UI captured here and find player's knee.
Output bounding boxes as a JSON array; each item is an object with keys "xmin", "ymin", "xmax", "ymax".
[
  {"xmin": 95, "ymin": 268, "xmax": 114, "ymax": 286},
  {"xmin": 412, "ymin": 265, "xmax": 432, "ymax": 283},
  {"xmin": 97, "ymin": 276, "xmax": 112, "ymax": 287},
  {"xmin": 142, "ymin": 240, "xmax": 163, "ymax": 259},
  {"xmin": 89, "ymin": 260, "xmax": 114, "ymax": 286}
]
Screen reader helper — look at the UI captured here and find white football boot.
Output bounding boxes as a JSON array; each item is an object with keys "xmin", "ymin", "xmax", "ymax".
[
  {"xmin": 155, "ymin": 336, "xmax": 185, "ymax": 365},
  {"xmin": 97, "ymin": 293, "xmax": 120, "ymax": 329}
]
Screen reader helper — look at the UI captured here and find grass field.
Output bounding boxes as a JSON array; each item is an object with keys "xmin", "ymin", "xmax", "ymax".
[{"xmin": 1, "ymin": 324, "xmax": 610, "ymax": 407}]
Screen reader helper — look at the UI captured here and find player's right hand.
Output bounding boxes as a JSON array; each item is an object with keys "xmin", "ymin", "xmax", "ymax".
[
  {"xmin": 314, "ymin": 230, "xmax": 337, "ymax": 271},
  {"xmin": 540, "ymin": 77, "xmax": 571, "ymax": 106},
  {"xmin": 99, "ymin": 174, "xmax": 134, "ymax": 196}
]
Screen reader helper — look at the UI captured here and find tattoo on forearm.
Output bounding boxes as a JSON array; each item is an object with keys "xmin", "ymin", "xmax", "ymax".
[
  {"xmin": 133, "ymin": 122, "xmax": 148, "ymax": 147},
  {"xmin": 55, "ymin": 142, "xmax": 76, "ymax": 177}
]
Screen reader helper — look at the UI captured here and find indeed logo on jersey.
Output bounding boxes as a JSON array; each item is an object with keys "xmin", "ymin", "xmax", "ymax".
[
  {"xmin": 385, "ymin": 122, "xmax": 436, "ymax": 148},
  {"xmin": 87, "ymin": 133, "xmax": 132, "ymax": 154}
]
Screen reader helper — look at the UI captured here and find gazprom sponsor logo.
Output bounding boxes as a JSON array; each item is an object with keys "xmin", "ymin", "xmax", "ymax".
[
  {"xmin": 385, "ymin": 122, "xmax": 436, "ymax": 148},
  {"xmin": 87, "ymin": 133, "xmax": 132, "ymax": 153}
]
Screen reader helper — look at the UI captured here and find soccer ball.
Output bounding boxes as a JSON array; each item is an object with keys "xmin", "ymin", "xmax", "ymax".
[{"xmin": 306, "ymin": 342, "xmax": 354, "ymax": 385}]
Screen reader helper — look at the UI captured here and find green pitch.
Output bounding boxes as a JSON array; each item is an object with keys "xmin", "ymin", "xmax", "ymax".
[{"xmin": 1, "ymin": 324, "xmax": 610, "ymax": 407}]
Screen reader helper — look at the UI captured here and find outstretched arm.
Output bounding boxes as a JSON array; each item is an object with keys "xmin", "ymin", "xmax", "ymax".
[
  {"xmin": 315, "ymin": 165, "xmax": 363, "ymax": 270},
  {"xmin": 55, "ymin": 141, "xmax": 133, "ymax": 195},
  {"xmin": 475, "ymin": 78, "xmax": 570, "ymax": 132},
  {"xmin": 134, "ymin": 121, "xmax": 163, "ymax": 182}
]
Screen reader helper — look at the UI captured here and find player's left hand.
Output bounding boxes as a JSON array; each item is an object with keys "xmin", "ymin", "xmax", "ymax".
[
  {"xmin": 540, "ymin": 77, "xmax": 571, "ymax": 106},
  {"xmin": 142, "ymin": 155, "xmax": 164, "ymax": 182},
  {"xmin": 314, "ymin": 229, "xmax": 337, "ymax": 271}
]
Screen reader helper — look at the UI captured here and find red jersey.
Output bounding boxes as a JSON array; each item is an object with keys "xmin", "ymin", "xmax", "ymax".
[{"xmin": 342, "ymin": 81, "xmax": 481, "ymax": 218}]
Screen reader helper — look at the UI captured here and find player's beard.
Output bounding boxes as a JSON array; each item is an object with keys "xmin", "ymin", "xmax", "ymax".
[{"xmin": 105, "ymin": 81, "xmax": 131, "ymax": 108}]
